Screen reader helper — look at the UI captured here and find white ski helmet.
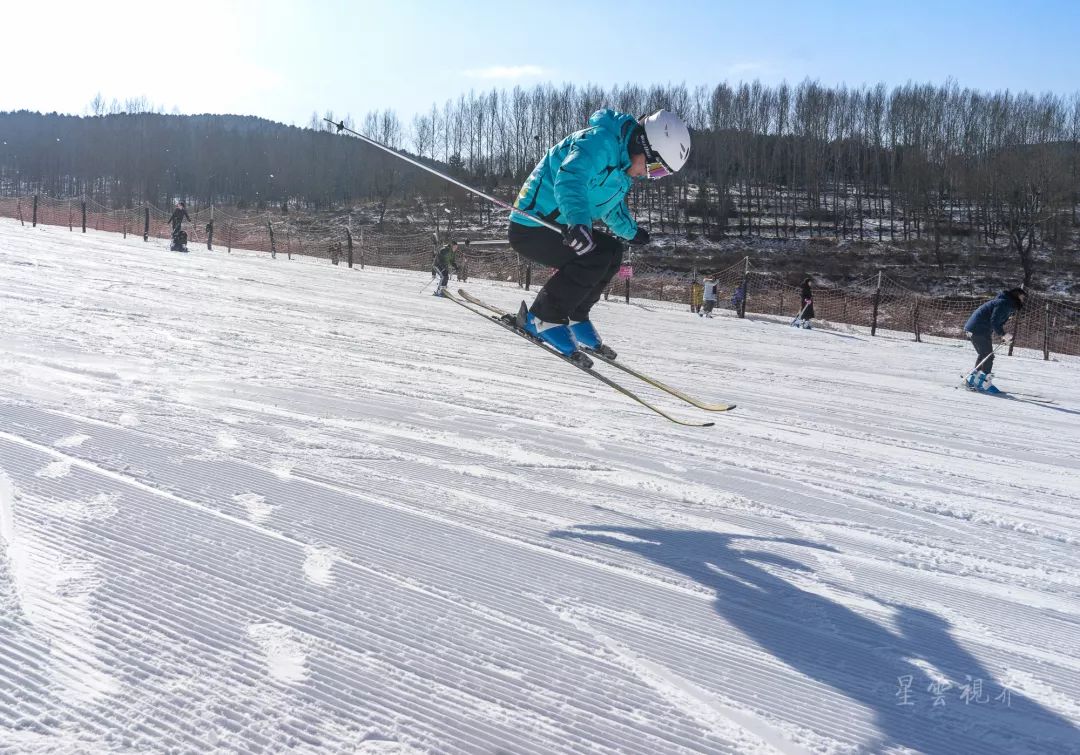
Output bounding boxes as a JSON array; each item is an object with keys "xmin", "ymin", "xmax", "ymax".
[{"xmin": 640, "ymin": 110, "xmax": 691, "ymax": 178}]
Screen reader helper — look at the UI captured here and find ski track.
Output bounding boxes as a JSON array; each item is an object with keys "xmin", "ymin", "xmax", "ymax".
[{"xmin": 1, "ymin": 217, "xmax": 1079, "ymax": 753}]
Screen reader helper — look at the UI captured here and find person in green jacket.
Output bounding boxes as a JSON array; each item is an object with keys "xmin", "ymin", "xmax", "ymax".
[
  {"xmin": 508, "ymin": 108, "xmax": 691, "ymax": 355},
  {"xmin": 432, "ymin": 239, "xmax": 460, "ymax": 297}
]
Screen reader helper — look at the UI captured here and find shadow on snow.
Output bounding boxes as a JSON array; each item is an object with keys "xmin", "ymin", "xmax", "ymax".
[{"xmin": 549, "ymin": 525, "xmax": 1079, "ymax": 754}]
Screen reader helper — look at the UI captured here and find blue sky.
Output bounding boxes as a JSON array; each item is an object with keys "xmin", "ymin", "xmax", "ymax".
[{"xmin": 4, "ymin": 0, "xmax": 1078, "ymax": 126}]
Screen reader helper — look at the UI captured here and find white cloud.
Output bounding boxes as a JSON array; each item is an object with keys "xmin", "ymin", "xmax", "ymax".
[{"xmin": 463, "ymin": 65, "xmax": 547, "ymax": 80}]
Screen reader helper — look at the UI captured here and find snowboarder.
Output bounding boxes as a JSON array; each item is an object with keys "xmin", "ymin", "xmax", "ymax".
[
  {"xmin": 690, "ymin": 279, "xmax": 703, "ymax": 314},
  {"xmin": 432, "ymin": 239, "xmax": 460, "ymax": 296},
  {"xmin": 702, "ymin": 275, "xmax": 718, "ymax": 318},
  {"xmin": 507, "ymin": 108, "xmax": 691, "ymax": 355},
  {"xmin": 963, "ymin": 288, "xmax": 1026, "ymax": 393},
  {"xmin": 793, "ymin": 277, "xmax": 815, "ymax": 328},
  {"xmin": 168, "ymin": 200, "xmax": 191, "ymax": 252}
]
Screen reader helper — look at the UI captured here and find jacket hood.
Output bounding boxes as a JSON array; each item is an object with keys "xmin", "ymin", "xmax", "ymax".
[{"xmin": 587, "ymin": 109, "xmax": 640, "ymax": 163}]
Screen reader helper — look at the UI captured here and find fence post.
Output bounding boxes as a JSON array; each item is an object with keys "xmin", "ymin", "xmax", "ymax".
[
  {"xmin": 1008, "ymin": 308, "xmax": 1020, "ymax": 357},
  {"xmin": 68, "ymin": 201, "xmax": 73, "ymax": 231},
  {"xmin": 525, "ymin": 264, "xmax": 532, "ymax": 291},
  {"xmin": 738, "ymin": 256, "xmax": 749, "ymax": 318},
  {"xmin": 143, "ymin": 205, "xmax": 149, "ymax": 241},
  {"xmin": 17, "ymin": 198, "xmax": 24, "ymax": 226},
  {"xmin": 912, "ymin": 296, "xmax": 921, "ymax": 343},
  {"xmin": 81, "ymin": 200, "xmax": 87, "ymax": 233},
  {"xmin": 871, "ymin": 270, "xmax": 882, "ymax": 336},
  {"xmin": 207, "ymin": 204, "xmax": 214, "ymax": 250},
  {"xmin": 32, "ymin": 194, "xmax": 38, "ymax": 227},
  {"xmin": 624, "ymin": 277, "xmax": 630, "ymax": 304},
  {"xmin": 346, "ymin": 228, "xmax": 354, "ymax": 268},
  {"xmin": 1042, "ymin": 301, "xmax": 1050, "ymax": 361},
  {"xmin": 268, "ymin": 219, "xmax": 276, "ymax": 258}
]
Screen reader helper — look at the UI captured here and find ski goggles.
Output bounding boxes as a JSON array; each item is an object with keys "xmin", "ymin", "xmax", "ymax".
[{"xmin": 645, "ymin": 159, "xmax": 673, "ymax": 180}]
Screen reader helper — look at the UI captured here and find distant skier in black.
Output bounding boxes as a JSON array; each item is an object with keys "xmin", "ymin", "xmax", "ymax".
[
  {"xmin": 457, "ymin": 239, "xmax": 470, "ymax": 283},
  {"xmin": 432, "ymin": 239, "xmax": 460, "ymax": 297},
  {"xmin": 793, "ymin": 277, "xmax": 814, "ymax": 328},
  {"xmin": 731, "ymin": 283, "xmax": 746, "ymax": 314},
  {"xmin": 168, "ymin": 201, "xmax": 191, "ymax": 252},
  {"xmin": 963, "ymin": 288, "xmax": 1026, "ymax": 393}
]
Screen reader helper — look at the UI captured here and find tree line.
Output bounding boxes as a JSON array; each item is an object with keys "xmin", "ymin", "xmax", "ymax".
[{"xmin": 2, "ymin": 79, "xmax": 1078, "ymax": 284}]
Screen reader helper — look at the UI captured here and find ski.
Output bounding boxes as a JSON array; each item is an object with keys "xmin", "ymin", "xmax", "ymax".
[
  {"xmin": 958, "ymin": 385, "xmax": 1056, "ymax": 404},
  {"xmin": 444, "ymin": 290, "xmax": 716, "ymax": 427},
  {"xmin": 455, "ymin": 289, "xmax": 736, "ymax": 413}
]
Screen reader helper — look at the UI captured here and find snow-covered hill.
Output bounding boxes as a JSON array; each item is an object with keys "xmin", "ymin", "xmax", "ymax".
[{"xmin": 1, "ymin": 217, "xmax": 1078, "ymax": 754}]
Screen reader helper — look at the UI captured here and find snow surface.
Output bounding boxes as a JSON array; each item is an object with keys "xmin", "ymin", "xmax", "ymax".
[{"xmin": 1, "ymin": 216, "xmax": 1079, "ymax": 755}]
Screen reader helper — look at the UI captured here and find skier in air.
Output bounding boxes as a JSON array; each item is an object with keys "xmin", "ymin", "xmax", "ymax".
[
  {"xmin": 507, "ymin": 108, "xmax": 691, "ymax": 355},
  {"xmin": 793, "ymin": 277, "xmax": 815, "ymax": 328},
  {"xmin": 432, "ymin": 239, "xmax": 460, "ymax": 297},
  {"xmin": 168, "ymin": 200, "xmax": 191, "ymax": 252},
  {"xmin": 963, "ymin": 288, "xmax": 1026, "ymax": 393}
]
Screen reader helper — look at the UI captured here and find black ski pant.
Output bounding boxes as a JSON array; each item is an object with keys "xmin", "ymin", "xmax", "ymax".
[
  {"xmin": 508, "ymin": 222, "xmax": 623, "ymax": 323},
  {"xmin": 434, "ymin": 265, "xmax": 450, "ymax": 288},
  {"xmin": 970, "ymin": 331, "xmax": 994, "ymax": 374}
]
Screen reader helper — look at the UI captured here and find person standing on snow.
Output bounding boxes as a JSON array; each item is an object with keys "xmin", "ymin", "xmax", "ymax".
[
  {"xmin": 507, "ymin": 109, "xmax": 691, "ymax": 355},
  {"xmin": 690, "ymin": 279, "xmax": 704, "ymax": 314},
  {"xmin": 432, "ymin": 239, "xmax": 460, "ymax": 297},
  {"xmin": 794, "ymin": 277, "xmax": 815, "ymax": 328},
  {"xmin": 702, "ymin": 275, "xmax": 718, "ymax": 318},
  {"xmin": 963, "ymin": 288, "xmax": 1026, "ymax": 392},
  {"xmin": 168, "ymin": 200, "xmax": 191, "ymax": 251}
]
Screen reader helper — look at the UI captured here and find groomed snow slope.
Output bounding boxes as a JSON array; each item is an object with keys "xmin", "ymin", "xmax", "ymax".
[{"xmin": 1, "ymin": 217, "xmax": 1079, "ymax": 755}]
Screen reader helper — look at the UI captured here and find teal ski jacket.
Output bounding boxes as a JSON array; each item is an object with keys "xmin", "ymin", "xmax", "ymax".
[{"xmin": 510, "ymin": 109, "xmax": 640, "ymax": 240}]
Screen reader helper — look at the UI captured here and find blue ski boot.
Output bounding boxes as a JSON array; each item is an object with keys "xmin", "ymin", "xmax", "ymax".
[
  {"xmin": 569, "ymin": 320, "xmax": 602, "ymax": 349},
  {"xmin": 982, "ymin": 374, "xmax": 1002, "ymax": 394},
  {"xmin": 973, "ymin": 371, "xmax": 989, "ymax": 391},
  {"xmin": 569, "ymin": 320, "xmax": 618, "ymax": 358},
  {"xmin": 519, "ymin": 306, "xmax": 578, "ymax": 357}
]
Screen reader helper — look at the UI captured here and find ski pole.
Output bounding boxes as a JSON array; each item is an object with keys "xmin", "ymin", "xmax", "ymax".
[
  {"xmin": 790, "ymin": 300, "xmax": 811, "ymax": 326},
  {"xmin": 963, "ymin": 338, "xmax": 1008, "ymax": 381},
  {"xmin": 325, "ymin": 118, "xmax": 563, "ymax": 234},
  {"xmin": 420, "ymin": 269, "xmax": 438, "ymax": 294}
]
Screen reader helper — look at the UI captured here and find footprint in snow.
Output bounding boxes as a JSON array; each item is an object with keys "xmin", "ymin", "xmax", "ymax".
[
  {"xmin": 216, "ymin": 431, "xmax": 240, "ymax": 450},
  {"xmin": 54, "ymin": 434, "xmax": 90, "ymax": 448},
  {"xmin": 35, "ymin": 461, "xmax": 71, "ymax": 479},
  {"xmin": 233, "ymin": 492, "xmax": 274, "ymax": 524},
  {"xmin": 302, "ymin": 546, "xmax": 339, "ymax": 587},
  {"xmin": 247, "ymin": 622, "xmax": 309, "ymax": 684}
]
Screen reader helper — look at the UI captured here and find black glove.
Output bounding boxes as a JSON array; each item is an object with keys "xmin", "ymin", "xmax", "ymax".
[
  {"xmin": 562, "ymin": 224, "xmax": 596, "ymax": 254},
  {"xmin": 629, "ymin": 228, "xmax": 650, "ymax": 245}
]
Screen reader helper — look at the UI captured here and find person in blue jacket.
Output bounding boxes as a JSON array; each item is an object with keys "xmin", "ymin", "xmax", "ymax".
[
  {"xmin": 963, "ymin": 288, "xmax": 1026, "ymax": 391},
  {"xmin": 508, "ymin": 109, "xmax": 691, "ymax": 355}
]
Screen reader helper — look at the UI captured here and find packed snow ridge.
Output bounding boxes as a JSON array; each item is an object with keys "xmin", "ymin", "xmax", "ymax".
[{"xmin": 1, "ymin": 217, "xmax": 1078, "ymax": 754}]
